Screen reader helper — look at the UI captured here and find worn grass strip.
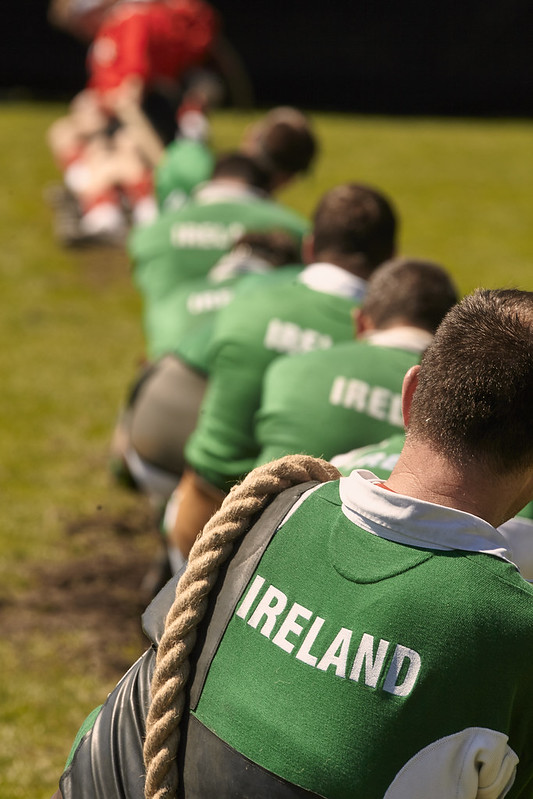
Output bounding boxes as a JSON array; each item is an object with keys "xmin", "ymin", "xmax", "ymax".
[{"xmin": 1, "ymin": 102, "xmax": 533, "ymax": 797}]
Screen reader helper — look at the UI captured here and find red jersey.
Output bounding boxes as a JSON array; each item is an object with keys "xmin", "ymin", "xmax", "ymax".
[{"xmin": 87, "ymin": 0, "xmax": 218, "ymax": 93}]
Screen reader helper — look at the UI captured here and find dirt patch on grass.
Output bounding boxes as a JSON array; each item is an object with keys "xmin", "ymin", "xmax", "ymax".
[
  {"xmin": 76, "ymin": 246, "xmax": 132, "ymax": 289},
  {"xmin": 0, "ymin": 501, "xmax": 167, "ymax": 678}
]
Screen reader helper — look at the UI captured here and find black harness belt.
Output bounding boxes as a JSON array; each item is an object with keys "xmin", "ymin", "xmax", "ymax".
[
  {"xmin": 61, "ymin": 482, "xmax": 326, "ymax": 798},
  {"xmin": 146, "ymin": 480, "xmax": 325, "ymax": 798}
]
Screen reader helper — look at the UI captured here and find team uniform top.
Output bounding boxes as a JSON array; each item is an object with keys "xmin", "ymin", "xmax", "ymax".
[
  {"xmin": 87, "ymin": 0, "xmax": 218, "ymax": 94},
  {"xmin": 331, "ymin": 433, "xmax": 533, "ymax": 583},
  {"xmin": 255, "ymin": 326, "xmax": 432, "ymax": 467},
  {"xmin": 154, "ymin": 139, "xmax": 215, "ymax": 211},
  {"xmin": 331, "ymin": 432, "xmax": 406, "ymax": 478},
  {"xmin": 128, "ymin": 181, "xmax": 309, "ymax": 339},
  {"xmin": 184, "ymin": 263, "xmax": 367, "ymax": 490},
  {"xmin": 59, "ymin": 472, "xmax": 533, "ymax": 798},
  {"xmin": 149, "ymin": 265, "xmax": 303, "ymax": 367},
  {"xmin": 195, "ymin": 476, "xmax": 533, "ymax": 797}
]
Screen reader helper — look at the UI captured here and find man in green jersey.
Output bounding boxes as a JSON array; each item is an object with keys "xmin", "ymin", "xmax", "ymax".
[
  {"xmin": 53, "ymin": 288, "xmax": 533, "ymax": 799},
  {"xmin": 169, "ymin": 181, "xmax": 398, "ymax": 565},
  {"xmin": 254, "ymin": 257, "xmax": 458, "ymax": 466},
  {"xmin": 129, "ymin": 150, "xmax": 310, "ymax": 339},
  {"xmin": 146, "ymin": 229, "xmax": 302, "ymax": 361},
  {"xmin": 331, "ymin": 435, "xmax": 533, "ymax": 580},
  {"xmin": 109, "ymin": 231, "xmax": 301, "ymax": 509},
  {"xmin": 155, "ymin": 106, "xmax": 317, "ymax": 211}
]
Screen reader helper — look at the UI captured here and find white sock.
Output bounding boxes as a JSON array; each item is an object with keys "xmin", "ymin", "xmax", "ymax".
[
  {"xmin": 132, "ymin": 196, "xmax": 158, "ymax": 226},
  {"xmin": 80, "ymin": 202, "xmax": 125, "ymax": 236}
]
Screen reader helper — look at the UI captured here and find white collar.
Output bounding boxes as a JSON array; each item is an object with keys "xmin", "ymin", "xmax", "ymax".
[
  {"xmin": 193, "ymin": 181, "xmax": 264, "ymax": 205},
  {"xmin": 298, "ymin": 262, "xmax": 367, "ymax": 302},
  {"xmin": 338, "ymin": 469, "xmax": 513, "ymax": 562},
  {"xmin": 363, "ymin": 326, "xmax": 434, "ymax": 353}
]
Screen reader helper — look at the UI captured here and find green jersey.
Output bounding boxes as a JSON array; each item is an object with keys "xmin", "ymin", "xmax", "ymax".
[
  {"xmin": 128, "ymin": 182, "xmax": 309, "ymax": 337},
  {"xmin": 154, "ymin": 138, "xmax": 214, "ymax": 211},
  {"xmin": 331, "ymin": 433, "xmax": 533, "ymax": 583},
  {"xmin": 255, "ymin": 328, "xmax": 429, "ymax": 466},
  {"xmin": 146, "ymin": 274, "xmax": 236, "ymax": 362},
  {"xmin": 185, "ymin": 264, "xmax": 367, "ymax": 490},
  {"xmin": 195, "ymin": 476, "xmax": 533, "ymax": 798},
  {"xmin": 147, "ymin": 265, "xmax": 303, "ymax": 368},
  {"xmin": 331, "ymin": 432, "xmax": 405, "ymax": 478},
  {"xmin": 58, "ymin": 473, "xmax": 533, "ymax": 798}
]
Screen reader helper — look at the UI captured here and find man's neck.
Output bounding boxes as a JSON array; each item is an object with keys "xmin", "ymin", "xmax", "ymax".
[
  {"xmin": 312, "ymin": 249, "xmax": 373, "ymax": 280},
  {"xmin": 385, "ymin": 440, "xmax": 533, "ymax": 528}
]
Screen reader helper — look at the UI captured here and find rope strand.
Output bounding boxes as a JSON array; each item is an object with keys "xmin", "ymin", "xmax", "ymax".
[{"xmin": 143, "ymin": 454, "xmax": 340, "ymax": 799}]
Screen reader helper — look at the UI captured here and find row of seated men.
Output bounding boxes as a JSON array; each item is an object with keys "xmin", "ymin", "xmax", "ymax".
[{"xmin": 110, "ymin": 106, "xmax": 533, "ymax": 594}]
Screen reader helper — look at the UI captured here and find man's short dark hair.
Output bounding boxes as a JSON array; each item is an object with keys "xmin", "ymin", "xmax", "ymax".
[
  {"xmin": 255, "ymin": 113, "xmax": 317, "ymax": 177},
  {"xmin": 234, "ymin": 231, "xmax": 301, "ymax": 267},
  {"xmin": 312, "ymin": 183, "xmax": 397, "ymax": 273},
  {"xmin": 362, "ymin": 257, "xmax": 459, "ymax": 334},
  {"xmin": 212, "ymin": 152, "xmax": 270, "ymax": 191},
  {"xmin": 407, "ymin": 288, "xmax": 533, "ymax": 473}
]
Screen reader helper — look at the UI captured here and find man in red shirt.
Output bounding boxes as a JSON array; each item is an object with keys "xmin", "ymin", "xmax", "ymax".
[{"xmin": 47, "ymin": 0, "xmax": 219, "ymax": 243}]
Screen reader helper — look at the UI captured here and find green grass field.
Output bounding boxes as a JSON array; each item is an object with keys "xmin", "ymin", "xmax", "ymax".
[{"xmin": 2, "ymin": 101, "xmax": 533, "ymax": 798}]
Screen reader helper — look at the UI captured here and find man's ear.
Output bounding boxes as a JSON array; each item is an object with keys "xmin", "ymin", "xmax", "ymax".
[
  {"xmin": 401, "ymin": 365, "xmax": 420, "ymax": 427},
  {"xmin": 354, "ymin": 308, "xmax": 374, "ymax": 338},
  {"xmin": 302, "ymin": 233, "xmax": 314, "ymax": 265}
]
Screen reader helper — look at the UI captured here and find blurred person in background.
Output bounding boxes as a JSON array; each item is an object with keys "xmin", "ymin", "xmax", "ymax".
[{"xmin": 46, "ymin": 0, "xmax": 252, "ymax": 244}]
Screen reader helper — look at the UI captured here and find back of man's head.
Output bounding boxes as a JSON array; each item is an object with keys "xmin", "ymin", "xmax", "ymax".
[
  {"xmin": 407, "ymin": 288, "xmax": 533, "ymax": 474},
  {"xmin": 234, "ymin": 231, "xmax": 301, "ymax": 267},
  {"xmin": 208, "ymin": 230, "xmax": 301, "ymax": 281},
  {"xmin": 211, "ymin": 152, "xmax": 270, "ymax": 192},
  {"xmin": 311, "ymin": 183, "xmax": 398, "ymax": 277},
  {"xmin": 362, "ymin": 257, "xmax": 458, "ymax": 334},
  {"xmin": 242, "ymin": 107, "xmax": 317, "ymax": 188}
]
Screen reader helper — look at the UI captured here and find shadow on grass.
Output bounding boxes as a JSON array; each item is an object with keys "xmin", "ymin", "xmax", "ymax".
[{"xmin": 0, "ymin": 502, "xmax": 162, "ymax": 678}]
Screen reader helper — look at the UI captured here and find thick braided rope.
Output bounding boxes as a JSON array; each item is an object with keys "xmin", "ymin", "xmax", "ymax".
[{"xmin": 143, "ymin": 454, "xmax": 341, "ymax": 799}]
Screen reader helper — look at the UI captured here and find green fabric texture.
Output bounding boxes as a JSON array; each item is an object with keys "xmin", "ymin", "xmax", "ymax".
[
  {"xmin": 146, "ymin": 265, "xmax": 303, "ymax": 366},
  {"xmin": 184, "ymin": 279, "xmax": 359, "ymax": 490},
  {"xmin": 194, "ymin": 481, "xmax": 533, "ymax": 798},
  {"xmin": 332, "ymin": 432, "xmax": 406, "ymax": 478},
  {"xmin": 517, "ymin": 501, "xmax": 533, "ymax": 519},
  {"xmin": 331, "ymin": 434, "xmax": 533, "ymax": 520},
  {"xmin": 146, "ymin": 274, "xmax": 237, "ymax": 361},
  {"xmin": 255, "ymin": 341, "xmax": 419, "ymax": 466},
  {"xmin": 173, "ymin": 266, "xmax": 304, "ymax": 374},
  {"xmin": 65, "ymin": 705, "xmax": 103, "ymax": 768},
  {"xmin": 128, "ymin": 194, "xmax": 309, "ymax": 305},
  {"xmin": 154, "ymin": 139, "xmax": 214, "ymax": 210}
]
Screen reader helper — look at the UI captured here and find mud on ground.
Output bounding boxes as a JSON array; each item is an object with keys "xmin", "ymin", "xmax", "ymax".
[{"xmin": 1, "ymin": 501, "xmax": 165, "ymax": 678}]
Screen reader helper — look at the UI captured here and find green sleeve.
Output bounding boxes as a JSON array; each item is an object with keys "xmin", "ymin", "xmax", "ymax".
[
  {"xmin": 185, "ymin": 285, "xmax": 358, "ymax": 489},
  {"xmin": 185, "ymin": 326, "xmax": 274, "ymax": 489},
  {"xmin": 65, "ymin": 705, "xmax": 103, "ymax": 768},
  {"xmin": 254, "ymin": 354, "xmax": 317, "ymax": 465},
  {"xmin": 155, "ymin": 139, "xmax": 214, "ymax": 210}
]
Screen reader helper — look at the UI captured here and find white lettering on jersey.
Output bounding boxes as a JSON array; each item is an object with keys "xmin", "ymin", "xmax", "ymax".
[
  {"xmin": 350, "ymin": 632, "xmax": 391, "ymax": 688},
  {"xmin": 236, "ymin": 574, "xmax": 265, "ymax": 620},
  {"xmin": 329, "ymin": 377, "xmax": 404, "ymax": 427},
  {"xmin": 295, "ymin": 616, "xmax": 326, "ymax": 666},
  {"xmin": 272, "ymin": 603, "xmax": 313, "ymax": 654},
  {"xmin": 186, "ymin": 288, "xmax": 233, "ymax": 314},
  {"xmin": 237, "ymin": 575, "xmax": 422, "ymax": 697},
  {"xmin": 247, "ymin": 584, "xmax": 287, "ymax": 637},
  {"xmin": 383, "ymin": 645, "xmax": 422, "ymax": 696},
  {"xmin": 170, "ymin": 221, "xmax": 245, "ymax": 249},
  {"xmin": 264, "ymin": 318, "xmax": 333, "ymax": 354},
  {"xmin": 317, "ymin": 627, "xmax": 352, "ymax": 677}
]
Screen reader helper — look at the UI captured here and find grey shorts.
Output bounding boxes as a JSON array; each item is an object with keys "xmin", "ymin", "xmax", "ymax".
[{"xmin": 124, "ymin": 354, "xmax": 207, "ymax": 480}]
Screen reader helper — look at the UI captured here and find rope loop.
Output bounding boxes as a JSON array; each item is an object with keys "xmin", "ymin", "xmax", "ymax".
[{"xmin": 143, "ymin": 454, "xmax": 340, "ymax": 799}]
